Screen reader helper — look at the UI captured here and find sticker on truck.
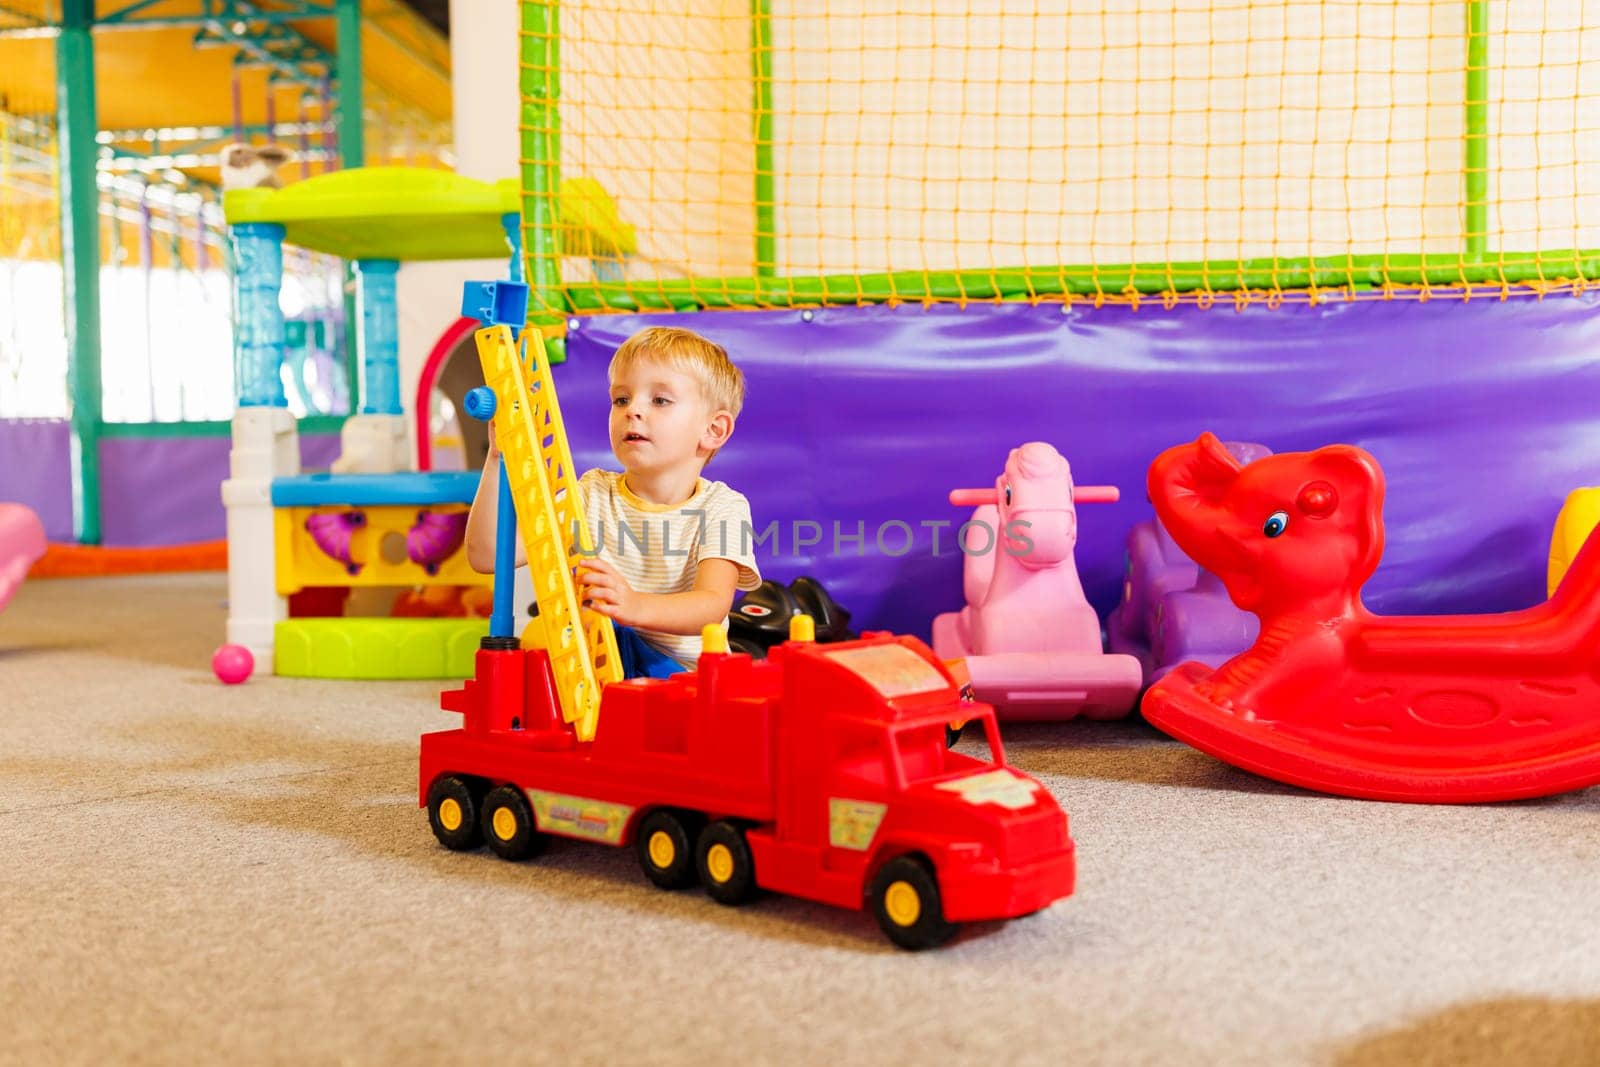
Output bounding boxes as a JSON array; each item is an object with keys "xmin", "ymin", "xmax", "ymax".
[
  {"xmin": 526, "ymin": 789, "xmax": 635, "ymax": 844},
  {"xmin": 824, "ymin": 644, "xmax": 950, "ymax": 698},
  {"xmin": 935, "ymin": 769, "xmax": 1040, "ymax": 811},
  {"xmin": 829, "ymin": 798, "xmax": 889, "ymax": 850}
]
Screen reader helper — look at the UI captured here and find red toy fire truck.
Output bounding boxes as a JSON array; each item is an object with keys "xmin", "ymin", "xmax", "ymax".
[
  {"xmin": 419, "ymin": 316, "xmax": 1075, "ymax": 949},
  {"xmin": 422, "ymin": 620, "xmax": 1076, "ymax": 949}
]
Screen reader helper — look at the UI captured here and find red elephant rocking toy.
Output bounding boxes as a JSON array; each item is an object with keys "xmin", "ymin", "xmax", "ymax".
[{"xmin": 1142, "ymin": 432, "xmax": 1600, "ymax": 803}]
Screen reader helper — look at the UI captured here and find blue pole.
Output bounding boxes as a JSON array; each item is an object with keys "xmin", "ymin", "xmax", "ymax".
[
  {"xmin": 492, "ymin": 465, "xmax": 517, "ymax": 639},
  {"xmin": 354, "ymin": 258, "xmax": 401, "ymax": 415},
  {"xmin": 231, "ymin": 223, "xmax": 289, "ymax": 407},
  {"xmin": 464, "ymin": 384, "xmax": 516, "ymax": 640},
  {"xmin": 496, "ymin": 220, "xmax": 525, "ymax": 637}
]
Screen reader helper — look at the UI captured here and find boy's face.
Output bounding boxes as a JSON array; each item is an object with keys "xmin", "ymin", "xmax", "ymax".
[{"xmin": 607, "ymin": 356, "xmax": 725, "ymax": 476}]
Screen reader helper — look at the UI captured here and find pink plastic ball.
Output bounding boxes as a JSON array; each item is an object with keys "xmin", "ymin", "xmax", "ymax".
[{"xmin": 212, "ymin": 644, "xmax": 255, "ymax": 685}]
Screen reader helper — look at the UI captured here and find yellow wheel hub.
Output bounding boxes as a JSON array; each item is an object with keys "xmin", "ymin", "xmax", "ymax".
[
  {"xmin": 492, "ymin": 807, "xmax": 519, "ymax": 841},
  {"xmin": 648, "ymin": 830, "xmax": 677, "ymax": 869},
  {"xmin": 706, "ymin": 842, "xmax": 735, "ymax": 884},
  {"xmin": 884, "ymin": 880, "xmax": 922, "ymax": 927},
  {"xmin": 438, "ymin": 797, "xmax": 463, "ymax": 833}
]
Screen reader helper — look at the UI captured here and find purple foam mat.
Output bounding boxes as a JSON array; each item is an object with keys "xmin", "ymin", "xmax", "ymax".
[
  {"xmin": 560, "ymin": 294, "xmax": 1600, "ymax": 639},
  {"xmin": 0, "ymin": 421, "xmax": 342, "ymax": 546}
]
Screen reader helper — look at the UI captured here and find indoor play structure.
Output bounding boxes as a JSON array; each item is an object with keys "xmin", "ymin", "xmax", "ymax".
[
  {"xmin": 500, "ymin": 0, "xmax": 1600, "ymax": 660},
  {"xmin": 422, "ymin": 288, "xmax": 1073, "ymax": 950},
  {"xmin": 931, "ymin": 443, "xmax": 1142, "ymax": 721},
  {"xmin": 220, "ymin": 167, "xmax": 516, "ymax": 677},
  {"xmin": 0, "ymin": 1, "xmax": 453, "ymax": 550},
  {"xmin": 1107, "ymin": 442, "xmax": 1272, "ymax": 688},
  {"xmin": 3, "ymin": 0, "xmax": 1597, "ymax": 780},
  {"xmin": 1141, "ymin": 432, "xmax": 1600, "ymax": 804},
  {"xmin": 485, "ymin": 0, "xmax": 1600, "ymax": 810}
]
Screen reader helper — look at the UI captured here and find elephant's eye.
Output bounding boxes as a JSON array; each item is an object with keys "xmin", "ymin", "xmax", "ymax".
[
  {"xmin": 1263, "ymin": 510, "xmax": 1289, "ymax": 538},
  {"xmin": 1003, "ymin": 483, "xmax": 1012, "ymax": 506}
]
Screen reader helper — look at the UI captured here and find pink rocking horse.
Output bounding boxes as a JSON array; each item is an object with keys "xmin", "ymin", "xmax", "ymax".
[{"xmin": 931, "ymin": 442, "xmax": 1143, "ymax": 721}]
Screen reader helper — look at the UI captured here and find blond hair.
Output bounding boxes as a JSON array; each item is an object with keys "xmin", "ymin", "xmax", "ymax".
[{"xmin": 609, "ymin": 326, "xmax": 745, "ymax": 418}]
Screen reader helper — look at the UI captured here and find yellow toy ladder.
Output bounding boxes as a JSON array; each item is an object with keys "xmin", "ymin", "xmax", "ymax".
[{"xmin": 475, "ymin": 324, "xmax": 623, "ymax": 741}]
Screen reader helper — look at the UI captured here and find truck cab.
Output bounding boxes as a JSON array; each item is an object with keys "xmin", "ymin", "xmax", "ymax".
[{"xmin": 747, "ymin": 634, "xmax": 1076, "ymax": 948}]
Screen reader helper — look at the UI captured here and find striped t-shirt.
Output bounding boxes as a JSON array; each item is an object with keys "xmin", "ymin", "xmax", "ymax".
[{"xmin": 577, "ymin": 468, "xmax": 763, "ymax": 668}]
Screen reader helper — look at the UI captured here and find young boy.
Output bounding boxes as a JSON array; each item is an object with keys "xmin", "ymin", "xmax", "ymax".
[{"xmin": 465, "ymin": 326, "xmax": 762, "ymax": 677}]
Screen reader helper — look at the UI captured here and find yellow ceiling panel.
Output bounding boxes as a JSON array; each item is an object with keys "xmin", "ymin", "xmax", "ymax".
[{"xmin": 0, "ymin": 0, "xmax": 450, "ymax": 130}]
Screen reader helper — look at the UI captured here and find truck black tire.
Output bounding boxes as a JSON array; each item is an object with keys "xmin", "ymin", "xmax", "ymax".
[
  {"xmin": 481, "ymin": 785, "xmax": 547, "ymax": 861},
  {"xmin": 427, "ymin": 775, "xmax": 485, "ymax": 851},
  {"xmin": 637, "ymin": 809, "xmax": 702, "ymax": 890},
  {"xmin": 696, "ymin": 820, "xmax": 758, "ymax": 905},
  {"xmin": 869, "ymin": 855, "xmax": 958, "ymax": 950}
]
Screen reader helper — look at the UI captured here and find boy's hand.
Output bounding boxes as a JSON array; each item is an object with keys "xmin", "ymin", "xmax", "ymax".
[
  {"xmin": 578, "ymin": 558, "xmax": 640, "ymax": 625},
  {"xmin": 485, "ymin": 418, "xmax": 501, "ymax": 464}
]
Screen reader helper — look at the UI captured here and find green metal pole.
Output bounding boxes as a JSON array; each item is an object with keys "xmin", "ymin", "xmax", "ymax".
[
  {"xmin": 752, "ymin": 0, "xmax": 775, "ymax": 277},
  {"xmin": 1464, "ymin": 0, "xmax": 1489, "ymax": 258},
  {"xmin": 57, "ymin": 0, "xmax": 102, "ymax": 544},
  {"xmin": 521, "ymin": 0, "xmax": 565, "ymax": 357},
  {"xmin": 335, "ymin": 0, "xmax": 364, "ymax": 169},
  {"xmin": 335, "ymin": 0, "xmax": 364, "ymax": 409}
]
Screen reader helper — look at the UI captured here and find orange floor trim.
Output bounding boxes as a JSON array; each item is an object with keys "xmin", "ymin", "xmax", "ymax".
[{"xmin": 32, "ymin": 539, "xmax": 228, "ymax": 578}]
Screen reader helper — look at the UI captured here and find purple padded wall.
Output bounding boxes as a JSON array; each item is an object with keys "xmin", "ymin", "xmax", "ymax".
[
  {"xmin": 0, "ymin": 421, "xmax": 342, "ymax": 546},
  {"xmin": 561, "ymin": 294, "xmax": 1600, "ymax": 639},
  {"xmin": 99, "ymin": 435, "xmax": 234, "ymax": 546},
  {"xmin": 0, "ymin": 419, "xmax": 74, "ymax": 541}
]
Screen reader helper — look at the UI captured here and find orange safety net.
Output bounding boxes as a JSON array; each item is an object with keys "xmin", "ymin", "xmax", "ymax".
[{"xmin": 522, "ymin": 0, "xmax": 1600, "ymax": 312}]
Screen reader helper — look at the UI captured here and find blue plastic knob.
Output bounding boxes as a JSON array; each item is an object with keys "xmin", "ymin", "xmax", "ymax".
[{"xmin": 464, "ymin": 387, "xmax": 497, "ymax": 422}]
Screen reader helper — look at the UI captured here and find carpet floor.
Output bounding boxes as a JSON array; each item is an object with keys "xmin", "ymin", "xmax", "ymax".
[{"xmin": 2, "ymin": 574, "xmax": 1597, "ymax": 1066}]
